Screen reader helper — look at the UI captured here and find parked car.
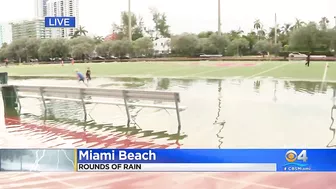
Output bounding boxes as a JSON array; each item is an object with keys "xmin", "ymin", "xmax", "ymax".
[
  {"xmin": 92, "ymin": 56, "xmax": 105, "ymax": 60},
  {"xmin": 288, "ymin": 52, "xmax": 307, "ymax": 58},
  {"xmin": 199, "ymin": 53, "xmax": 223, "ymax": 58}
]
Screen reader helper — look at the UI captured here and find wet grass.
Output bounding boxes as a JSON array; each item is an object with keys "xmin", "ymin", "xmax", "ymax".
[{"xmin": 0, "ymin": 61, "xmax": 335, "ymax": 80}]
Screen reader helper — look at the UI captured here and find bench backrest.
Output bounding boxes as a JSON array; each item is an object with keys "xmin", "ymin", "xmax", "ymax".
[{"xmin": 4, "ymin": 85, "xmax": 180, "ymax": 102}]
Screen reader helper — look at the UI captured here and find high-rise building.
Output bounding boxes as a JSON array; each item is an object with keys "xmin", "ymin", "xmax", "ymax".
[
  {"xmin": 0, "ymin": 23, "xmax": 12, "ymax": 46},
  {"xmin": 47, "ymin": 0, "xmax": 79, "ymax": 38},
  {"xmin": 11, "ymin": 19, "xmax": 51, "ymax": 40},
  {"xmin": 35, "ymin": 0, "xmax": 49, "ymax": 18}
]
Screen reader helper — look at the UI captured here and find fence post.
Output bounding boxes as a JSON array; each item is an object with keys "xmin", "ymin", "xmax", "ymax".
[{"xmin": 122, "ymin": 90, "xmax": 131, "ymax": 127}]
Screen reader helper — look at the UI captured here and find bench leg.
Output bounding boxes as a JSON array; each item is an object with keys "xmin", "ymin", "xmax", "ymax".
[
  {"xmin": 174, "ymin": 94, "xmax": 182, "ymax": 129},
  {"xmin": 13, "ymin": 87, "xmax": 22, "ymax": 113},
  {"xmin": 40, "ymin": 88, "xmax": 47, "ymax": 115},
  {"xmin": 81, "ymin": 98, "xmax": 87, "ymax": 121},
  {"xmin": 123, "ymin": 91, "xmax": 131, "ymax": 127}
]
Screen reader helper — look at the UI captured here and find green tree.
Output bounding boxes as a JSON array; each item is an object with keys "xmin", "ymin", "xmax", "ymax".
[
  {"xmin": 328, "ymin": 29, "xmax": 336, "ymax": 54},
  {"xmin": 198, "ymin": 38, "xmax": 215, "ymax": 54},
  {"xmin": 207, "ymin": 33, "xmax": 230, "ymax": 55},
  {"xmin": 254, "ymin": 19, "xmax": 262, "ymax": 31},
  {"xmin": 228, "ymin": 29, "xmax": 243, "ymax": 41},
  {"xmin": 319, "ymin": 17, "xmax": 329, "ymax": 30},
  {"xmin": 93, "ymin": 36, "xmax": 104, "ymax": 44},
  {"xmin": 197, "ymin": 31, "xmax": 214, "ymax": 38},
  {"xmin": 291, "ymin": 18, "xmax": 305, "ymax": 30},
  {"xmin": 71, "ymin": 26, "xmax": 88, "ymax": 39},
  {"xmin": 38, "ymin": 39, "xmax": 70, "ymax": 60},
  {"xmin": 96, "ymin": 41, "xmax": 114, "ymax": 57},
  {"xmin": 227, "ymin": 38, "xmax": 249, "ymax": 56},
  {"xmin": 110, "ymin": 39, "xmax": 133, "ymax": 57},
  {"xmin": 25, "ymin": 38, "xmax": 41, "ymax": 60},
  {"xmin": 289, "ymin": 22, "xmax": 323, "ymax": 52},
  {"xmin": 254, "ymin": 40, "xmax": 272, "ymax": 55},
  {"xmin": 133, "ymin": 37, "xmax": 154, "ymax": 56},
  {"xmin": 68, "ymin": 36, "xmax": 95, "ymax": 59},
  {"xmin": 112, "ymin": 11, "xmax": 144, "ymax": 41},
  {"xmin": 171, "ymin": 34, "xmax": 199, "ymax": 56},
  {"xmin": 243, "ymin": 31, "xmax": 258, "ymax": 53},
  {"xmin": 150, "ymin": 8, "xmax": 171, "ymax": 38},
  {"xmin": 268, "ymin": 26, "xmax": 281, "ymax": 42},
  {"xmin": 6, "ymin": 38, "xmax": 29, "ymax": 62},
  {"xmin": 278, "ymin": 23, "xmax": 292, "ymax": 47}
]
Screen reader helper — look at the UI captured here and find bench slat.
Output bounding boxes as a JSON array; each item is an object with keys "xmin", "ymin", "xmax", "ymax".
[{"xmin": 18, "ymin": 95, "xmax": 186, "ymax": 111}]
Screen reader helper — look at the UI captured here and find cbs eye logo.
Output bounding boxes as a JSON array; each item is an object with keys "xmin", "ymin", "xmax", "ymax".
[{"xmin": 285, "ymin": 150, "xmax": 308, "ymax": 162}]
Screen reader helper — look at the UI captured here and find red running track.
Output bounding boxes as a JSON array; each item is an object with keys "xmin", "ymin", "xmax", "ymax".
[{"xmin": 1, "ymin": 118, "xmax": 336, "ymax": 189}]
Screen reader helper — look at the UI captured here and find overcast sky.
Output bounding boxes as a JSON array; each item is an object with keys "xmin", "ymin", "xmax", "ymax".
[{"xmin": 0, "ymin": 0, "xmax": 335, "ymax": 37}]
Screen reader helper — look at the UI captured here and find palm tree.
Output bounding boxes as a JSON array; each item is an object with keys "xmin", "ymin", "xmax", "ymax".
[
  {"xmin": 71, "ymin": 26, "xmax": 88, "ymax": 39},
  {"xmin": 319, "ymin": 17, "xmax": 329, "ymax": 30},
  {"xmin": 281, "ymin": 23, "xmax": 291, "ymax": 34},
  {"xmin": 257, "ymin": 29, "xmax": 266, "ymax": 40},
  {"xmin": 93, "ymin": 36, "xmax": 104, "ymax": 44},
  {"xmin": 291, "ymin": 18, "xmax": 305, "ymax": 30},
  {"xmin": 254, "ymin": 19, "xmax": 262, "ymax": 31}
]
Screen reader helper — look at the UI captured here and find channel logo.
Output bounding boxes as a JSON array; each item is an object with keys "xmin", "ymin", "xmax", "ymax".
[{"xmin": 283, "ymin": 150, "xmax": 311, "ymax": 171}]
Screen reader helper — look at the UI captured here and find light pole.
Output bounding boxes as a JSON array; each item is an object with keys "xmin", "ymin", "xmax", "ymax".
[
  {"xmin": 218, "ymin": 0, "xmax": 221, "ymax": 35},
  {"xmin": 128, "ymin": 0, "xmax": 132, "ymax": 41},
  {"xmin": 274, "ymin": 13, "xmax": 277, "ymax": 44},
  {"xmin": 334, "ymin": 16, "xmax": 336, "ymax": 29}
]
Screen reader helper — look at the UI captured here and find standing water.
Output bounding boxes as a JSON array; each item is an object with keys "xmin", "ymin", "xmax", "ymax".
[{"xmin": 2, "ymin": 77, "xmax": 336, "ymax": 148}]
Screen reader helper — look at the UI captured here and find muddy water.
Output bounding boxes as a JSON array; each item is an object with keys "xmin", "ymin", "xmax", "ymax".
[{"xmin": 5, "ymin": 77, "xmax": 336, "ymax": 148}]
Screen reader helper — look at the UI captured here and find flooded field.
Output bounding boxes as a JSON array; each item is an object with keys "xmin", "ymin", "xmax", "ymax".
[{"xmin": 3, "ymin": 77, "xmax": 336, "ymax": 148}]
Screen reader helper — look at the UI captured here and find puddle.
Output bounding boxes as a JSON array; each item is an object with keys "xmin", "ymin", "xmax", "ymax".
[{"xmin": 3, "ymin": 77, "xmax": 336, "ymax": 148}]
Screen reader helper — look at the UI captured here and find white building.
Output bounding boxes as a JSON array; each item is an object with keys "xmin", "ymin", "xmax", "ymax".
[
  {"xmin": 35, "ymin": 0, "xmax": 48, "ymax": 18},
  {"xmin": 11, "ymin": 19, "xmax": 51, "ymax": 40},
  {"xmin": 153, "ymin": 38, "xmax": 171, "ymax": 55},
  {"xmin": 47, "ymin": 0, "xmax": 79, "ymax": 38},
  {"xmin": 0, "ymin": 23, "xmax": 12, "ymax": 46}
]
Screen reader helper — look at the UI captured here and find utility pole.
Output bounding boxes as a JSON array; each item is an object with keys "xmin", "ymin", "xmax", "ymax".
[
  {"xmin": 218, "ymin": 0, "xmax": 221, "ymax": 35},
  {"xmin": 128, "ymin": 0, "xmax": 132, "ymax": 41},
  {"xmin": 334, "ymin": 16, "xmax": 336, "ymax": 29},
  {"xmin": 274, "ymin": 13, "xmax": 277, "ymax": 44}
]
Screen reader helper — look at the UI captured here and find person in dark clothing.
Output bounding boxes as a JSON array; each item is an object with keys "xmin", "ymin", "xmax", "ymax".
[
  {"xmin": 4, "ymin": 58, "xmax": 8, "ymax": 67},
  {"xmin": 305, "ymin": 52, "xmax": 311, "ymax": 67},
  {"xmin": 86, "ymin": 67, "xmax": 91, "ymax": 82}
]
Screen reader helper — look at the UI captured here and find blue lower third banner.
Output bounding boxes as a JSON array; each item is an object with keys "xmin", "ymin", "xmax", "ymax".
[{"xmin": 75, "ymin": 149, "xmax": 336, "ymax": 172}]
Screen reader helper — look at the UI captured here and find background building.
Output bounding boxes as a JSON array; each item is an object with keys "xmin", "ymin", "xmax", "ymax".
[
  {"xmin": 35, "ymin": 0, "xmax": 49, "ymax": 18},
  {"xmin": 47, "ymin": 0, "xmax": 79, "ymax": 38},
  {"xmin": 11, "ymin": 19, "xmax": 51, "ymax": 40},
  {"xmin": 0, "ymin": 23, "xmax": 12, "ymax": 46},
  {"xmin": 153, "ymin": 38, "xmax": 171, "ymax": 55}
]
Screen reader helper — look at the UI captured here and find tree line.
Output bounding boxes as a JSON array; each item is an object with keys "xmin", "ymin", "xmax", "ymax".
[{"xmin": 1, "ymin": 12, "xmax": 336, "ymax": 62}]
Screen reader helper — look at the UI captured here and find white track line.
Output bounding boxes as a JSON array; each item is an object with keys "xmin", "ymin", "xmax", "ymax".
[
  {"xmin": 245, "ymin": 63, "xmax": 289, "ymax": 79},
  {"xmin": 321, "ymin": 62, "xmax": 329, "ymax": 83},
  {"xmin": 319, "ymin": 62, "xmax": 329, "ymax": 92},
  {"xmin": 183, "ymin": 65, "xmax": 241, "ymax": 78}
]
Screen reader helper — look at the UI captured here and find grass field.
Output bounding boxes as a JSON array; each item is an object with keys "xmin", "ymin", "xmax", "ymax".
[{"xmin": 1, "ymin": 61, "xmax": 336, "ymax": 81}]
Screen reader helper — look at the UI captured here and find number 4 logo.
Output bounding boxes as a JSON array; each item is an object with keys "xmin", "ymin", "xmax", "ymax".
[{"xmin": 297, "ymin": 150, "xmax": 308, "ymax": 162}]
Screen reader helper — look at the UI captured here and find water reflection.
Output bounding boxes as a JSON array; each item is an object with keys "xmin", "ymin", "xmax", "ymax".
[
  {"xmin": 7, "ymin": 77, "xmax": 336, "ymax": 148},
  {"xmin": 213, "ymin": 80, "xmax": 225, "ymax": 149},
  {"xmin": 328, "ymin": 88, "xmax": 336, "ymax": 147},
  {"xmin": 273, "ymin": 81, "xmax": 278, "ymax": 102}
]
